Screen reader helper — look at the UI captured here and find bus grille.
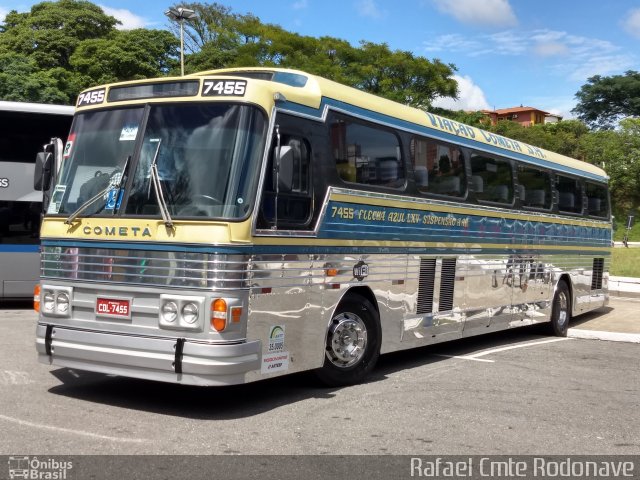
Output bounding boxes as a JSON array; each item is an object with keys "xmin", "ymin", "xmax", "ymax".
[
  {"xmin": 591, "ymin": 257, "xmax": 604, "ymax": 290},
  {"xmin": 416, "ymin": 258, "xmax": 436, "ymax": 315},
  {"xmin": 40, "ymin": 246, "xmax": 250, "ymax": 290},
  {"xmin": 439, "ymin": 258, "xmax": 457, "ymax": 312}
]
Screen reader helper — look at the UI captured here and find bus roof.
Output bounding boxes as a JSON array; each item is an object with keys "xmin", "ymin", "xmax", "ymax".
[
  {"xmin": 0, "ymin": 100, "xmax": 74, "ymax": 116},
  {"xmin": 193, "ymin": 67, "xmax": 608, "ymax": 182}
]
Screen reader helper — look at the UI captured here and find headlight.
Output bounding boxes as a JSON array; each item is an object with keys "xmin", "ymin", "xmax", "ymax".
[
  {"xmin": 43, "ymin": 292, "xmax": 55, "ymax": 312},
  {"xmin": 161, "ymin": 301, "xmax": 178, "ymax": 323},
  {"xmin": 56, "ymin": 292, "xmax": 70, "ymax": 314},
  {"xmin": 182, "ymin": 302, "xmax": 199, "ymax": 324}
]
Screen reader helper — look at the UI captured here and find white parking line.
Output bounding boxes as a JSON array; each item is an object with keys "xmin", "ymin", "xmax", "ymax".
[
  {"xmin": 469, "ymin": 337, "xmax": 572, "ymax": 358},
  {"xmin": 0, "ymin": 414, "xmax": 148, "ymax": 443},
  {"xmin": 434, "ymin": 354, "xmax": 495, "ymax": 363},
  {"xmin": 436, "ymin": 337, "xmax": 572, "ymax": 363}
]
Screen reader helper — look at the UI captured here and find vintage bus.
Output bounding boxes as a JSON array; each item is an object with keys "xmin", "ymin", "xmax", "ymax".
[
  {"xmin": 0, "ymin": 101, "xmax": 73, "ymax": 299},
  {"xmin": 34, "ymin": 68, "xmax": 611, "ymax": 386}
]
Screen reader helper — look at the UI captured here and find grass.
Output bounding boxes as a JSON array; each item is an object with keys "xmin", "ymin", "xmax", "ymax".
[
  {"xmin": 613, "ymin": 214, "xmax": 640, "ymax": 241},
  {"xmin": 611, "ymin": 248, "xmax": 640, "ymax": 277}
]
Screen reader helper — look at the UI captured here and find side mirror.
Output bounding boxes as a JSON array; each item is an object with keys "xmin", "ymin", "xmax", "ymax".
[
  {"xmin": 274, "ymin": 145, "xmax": 294, "ymax": 193},
  {"xmin": 34, "ymin": 152, "xmax": 53, "ymax": 191}
]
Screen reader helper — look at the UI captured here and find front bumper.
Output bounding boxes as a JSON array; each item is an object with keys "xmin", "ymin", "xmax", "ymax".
[{"xmin": 36, "ymin": 323, "xmax": 261, "ymax": 386}]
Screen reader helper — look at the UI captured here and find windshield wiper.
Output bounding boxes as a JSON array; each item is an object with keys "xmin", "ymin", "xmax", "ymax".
[
  {"xmin": 64, "ymin": 156, "xmax": 131, "ymax": 225},
  {"xmin": 148, "ymin": 139, "xmax": 174, "ymax": 229}
]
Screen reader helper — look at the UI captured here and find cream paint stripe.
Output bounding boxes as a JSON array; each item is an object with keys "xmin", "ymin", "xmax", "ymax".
[
  {"xmin": 252, "ymin": 236, "xmax": 611, "ymax": 252},
  {"xmin": 330, "ymin": 193, "xmax": 610, "ymax": 228},
  {"xmin": 0, "ymin": 414, "xmax": 149, "ymax": 443}
]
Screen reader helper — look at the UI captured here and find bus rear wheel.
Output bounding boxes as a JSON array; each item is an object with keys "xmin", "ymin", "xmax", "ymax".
[
  {"xmin": 549, "ymin": 280, "xmax": 571, "ymax": 337},
  {"xmin": 315, "ymin": 294, "xmax": 381, "ymax": 387}
]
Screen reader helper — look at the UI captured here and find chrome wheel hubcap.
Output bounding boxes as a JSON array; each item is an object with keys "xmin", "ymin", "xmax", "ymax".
[
  {"xmin": 557, "ymin": 291, "xmax": 568, "ymax": 328},
  {"xmin": 326, "ymin": 312, "xmax": 367, "ymax": 368}
]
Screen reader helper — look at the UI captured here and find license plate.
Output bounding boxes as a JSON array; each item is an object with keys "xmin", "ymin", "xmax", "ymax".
[{"xmin": 96, "ymin": 297, "xmax": 130, "ymax": 319}]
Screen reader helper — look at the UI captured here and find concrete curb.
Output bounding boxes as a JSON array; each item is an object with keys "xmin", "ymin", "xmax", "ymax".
[
  {"xmin": 609, "ymin": 276, "xmax": 640, "ymax": 299},
  {"xmin": 568, "ymin": 329, "xmax": 640, "ymax": 344}
]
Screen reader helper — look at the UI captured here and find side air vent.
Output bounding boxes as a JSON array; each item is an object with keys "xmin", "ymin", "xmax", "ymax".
[
  {"xmin": 417, "ymin": 258, "xmax": 436, "ymax": 314},
  {"xmin": 591, "ymin": 257, "xmax": 604, "ymax": 290},
  {"xmin": 438, "ymin": 258, "xmax": 457, "ymax": 312}
]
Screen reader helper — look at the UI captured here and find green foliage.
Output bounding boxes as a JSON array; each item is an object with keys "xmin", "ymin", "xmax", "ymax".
[
  {"xmin": 70, "ymin": 29, "xmax": 179, "ymax": 86},
  {"xmin": 0, "ymin": 0, "xmax": 178, "ymax": 103},
  {"xmin": 572, "ymin": 71, "xmax": 640, "ymax": 129},
  {"xmin": 169, "ymin": 2, "xmax": 458, "ymax": 107},
  {"xmin": 0, "ymin": 0, "xmax": 119, "ymax": 70}
]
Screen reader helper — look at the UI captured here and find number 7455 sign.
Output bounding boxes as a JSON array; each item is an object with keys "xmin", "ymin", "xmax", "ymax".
[{"xmin": 202, "ymin": 79, "xmax": 247, "ymax": 96}]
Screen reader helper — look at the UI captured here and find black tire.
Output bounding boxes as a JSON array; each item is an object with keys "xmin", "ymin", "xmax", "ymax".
[
  {"xmin": 549, "ymin": 280, "xmax": 571, "ymax": 337},
  {"xmin": 315, "ymin": 294, "xmax": 381, "ymax": 387}
]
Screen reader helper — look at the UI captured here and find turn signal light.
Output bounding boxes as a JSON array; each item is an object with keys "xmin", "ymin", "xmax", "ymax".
[
  {"xmin": 211, "ymin": 298, "xmax": 227, "ymax": 332},
  {"xmin": 33, "ymin": 285, "xmax": 41, "ymax": 313}
]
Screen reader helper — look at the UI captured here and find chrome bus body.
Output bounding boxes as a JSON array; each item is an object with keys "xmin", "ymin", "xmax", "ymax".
[
  {"xmin": 0, "ymin": 101, "xmax": 73, "ymax": 298},
  {"xmin": 35, "ymin": 69, "xmax": 611, "ymax": 385}
]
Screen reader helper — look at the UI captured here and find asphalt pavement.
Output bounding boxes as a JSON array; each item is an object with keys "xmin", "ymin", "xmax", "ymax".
[{"xmin": 568, "ymin": 275, "xmax": 640, "ymax": 343}]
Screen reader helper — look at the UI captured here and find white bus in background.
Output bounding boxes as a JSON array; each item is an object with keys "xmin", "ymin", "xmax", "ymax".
[{"xmin": 0, "ymin": 101, "xmax": 73, "ymax": 299}]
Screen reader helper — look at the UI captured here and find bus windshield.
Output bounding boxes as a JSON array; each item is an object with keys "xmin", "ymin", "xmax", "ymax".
[{"xmin": 50, "ymin": 103, "xmax": 267, "ymax": 220}]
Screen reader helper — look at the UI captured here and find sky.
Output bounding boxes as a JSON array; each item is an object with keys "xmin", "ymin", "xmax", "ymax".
[{"xmin": 1, "ymin": 0, "xmax": 640, "ymax": 118}]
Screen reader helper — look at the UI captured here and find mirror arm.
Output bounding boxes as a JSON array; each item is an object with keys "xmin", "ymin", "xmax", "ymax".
[{"xmin": 272, "ymin": 124, "xmax": 280, "ymax": 231}]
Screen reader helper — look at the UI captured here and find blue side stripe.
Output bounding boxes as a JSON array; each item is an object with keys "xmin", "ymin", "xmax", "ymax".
[{"xmin": 0, "ymin": 244, "xmax": 40, "ymax": 253}]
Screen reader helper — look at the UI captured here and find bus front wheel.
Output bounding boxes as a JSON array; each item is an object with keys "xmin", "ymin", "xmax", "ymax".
[
  {"xmin": 549, "ymin": 280, "xmax": 571, "ymax": 337},
  {"xmin": 315, "ymin": 294, "xmax": 381, "ymax": 387}
]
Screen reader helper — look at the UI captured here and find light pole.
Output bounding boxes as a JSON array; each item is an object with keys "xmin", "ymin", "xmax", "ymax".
[{"xmin": 164, "ymin": 7, "xmax": 197, "ymax": 76}]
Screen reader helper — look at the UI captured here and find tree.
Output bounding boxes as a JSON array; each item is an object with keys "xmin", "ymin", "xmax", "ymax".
[
  {"xmin": 70, "ymin": 29, "xmax": 179, "ymax": 86},
  {"xmin": 0, "ymin": 1, "xmax": 179, "ymax": 103},
  {"xmin": 0, "ymin": 0, "xmax": 119, "ymax": 70},
  {"xmin": 572, "ymin": 71, "xmax": 640, "ymax": 129},
  {"xmin": 168, "ymin": 2, "xmax": 458, "ymax": 107}
]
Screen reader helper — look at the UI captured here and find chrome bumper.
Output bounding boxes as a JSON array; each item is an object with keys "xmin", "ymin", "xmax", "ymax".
[{"xmin": 36, "ymin": 323, "xmax": 261, "ymax": 386}]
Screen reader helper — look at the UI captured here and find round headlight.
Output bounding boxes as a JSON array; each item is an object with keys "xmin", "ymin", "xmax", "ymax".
[
  {"xmin": 43, "ymin": 292, "xmax": 55, "ymax": 312},
  {"xmin": 182, "ymin": 302, "xmax": 199, "ymax": 324},
  {"xmin": 161, "ymin": 301, "xmax": 178, "ymax": 323},
  {"xmin": 56, "ymin": 292, "xmax": 69, "ymax": 314}
]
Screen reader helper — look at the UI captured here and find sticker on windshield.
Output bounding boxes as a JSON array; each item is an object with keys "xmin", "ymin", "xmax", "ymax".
[
  {"xmin": 48, "ymin": 185, "xmax": 66, "ymax": 214},
  {"xmin": 120, "ymin": 124, "xmax": 139, "ymax": 141},
  {"xmin": 63, "ymin": 133, "xmax": 75, "ymax": 158},
  {"xmin": 105, "ymin": 188, "xmax": 123, "ymax": 211}
]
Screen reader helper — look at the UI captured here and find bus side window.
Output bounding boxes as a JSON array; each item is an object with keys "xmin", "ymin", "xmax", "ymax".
[
  {"xmin": 517, "ymin": 165, "xmax": 551, "ymax": 210},
  {"xmin": 258, "ymin": 135, "xmax": 313, "ymax": 229},
  {"xmin": 331, "ymin": 116, "xmax": 404, "ymax": 188},
  {"xmin": 585, "ymin": 182, "xmax": 609, "ymax": 218},
  {"xmin": 470, "ymin": 154, "xmax": 514, "ymax": 204},
  {"xmin": 556, "ymin": 175, "xmax": 583, "ymax": 214},
  {"xmin": 410, "ymin": 137, "xmax": 466, "ymax": 198}
]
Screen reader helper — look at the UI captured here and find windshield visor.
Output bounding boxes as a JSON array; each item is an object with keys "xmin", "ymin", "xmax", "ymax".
[{"xmin": 49, "ymin": 103, "xmax": 267, "ymax": 220}]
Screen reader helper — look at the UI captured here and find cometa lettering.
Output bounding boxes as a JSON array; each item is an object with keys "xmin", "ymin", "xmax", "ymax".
[{"xmin": 82, "ymin": 226, "xmax": 152, "ymax": 237}]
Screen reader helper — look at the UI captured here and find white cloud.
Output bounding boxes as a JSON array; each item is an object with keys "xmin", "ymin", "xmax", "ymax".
[
  {"xmin": 424, "ymin": 29, "xmax": 635, "ymax": 83},
  {"xmin": 533, "ymin": 42, "xmax": 570, "ymax": 57},
  {"xmin": 356, "ymin": 0, "xmax": 384, "ymax": 19},
  {"xmin": 622, "ymin": 8, "xmax": 640, "ymax": 38},
  {"xmin": 432, "ymin": 75, "xmax": 491, "ymax": 111},
  {"xmin": 292, "ymin": 0, "xmax": 309, "ymax": 10},
  {"xmin": 0, "ymin": 7, "xmax": 9, "ymax": 22},
  {"xmin": 432, "ymin": 0, "xmax": 517, "ymax": 28},
  {"xmin": 99, "ymin": 5, "xmax": 148, "ymax": 30}
]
